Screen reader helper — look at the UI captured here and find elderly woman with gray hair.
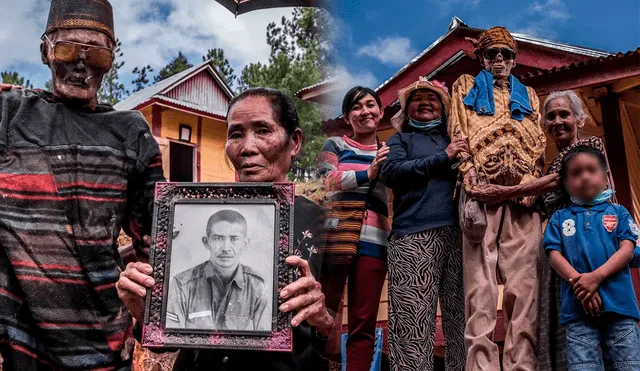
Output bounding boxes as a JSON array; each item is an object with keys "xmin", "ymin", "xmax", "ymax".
[{"xmin": 469, "ymin": 89, "xmax": 617, "ymax": 371}]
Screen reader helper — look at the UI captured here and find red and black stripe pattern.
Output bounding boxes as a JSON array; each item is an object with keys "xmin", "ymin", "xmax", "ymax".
[{"xmin": 0, "ymin": 90, "xmax": 165, "ymax": 370}]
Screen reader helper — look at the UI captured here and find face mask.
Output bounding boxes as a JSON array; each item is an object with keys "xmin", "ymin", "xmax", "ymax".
[
  {"xmin": 408, "ymin": 117, "xmax": 442, "ymax": 131},
  {"xmin": 571, "ymin": 188, "xmax": 615, "ymax": 206}
]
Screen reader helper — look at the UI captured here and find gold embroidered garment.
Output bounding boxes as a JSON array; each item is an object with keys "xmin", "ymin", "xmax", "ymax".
[{"xmin": 449, "ymin": 74, "xmax": 547, "ymax": 192}]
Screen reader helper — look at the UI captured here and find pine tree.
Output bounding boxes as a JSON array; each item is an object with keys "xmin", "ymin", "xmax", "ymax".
[
  {"xmin": 202, "ymin": 48, "xmax": 236, "ymax": 91},
  {"xmin": 131, "ymin": 65, "xmax": 154, "ymax": 92},
  {"xmin": 1, "ymin": 71, "xmax": 34, "ymax": 89},
  {"xmin": 97, "ymin": 39, "xmax": 129, "ymax": 105},
  {"xmin": 154, "ymin": 52, "xmax": 193, "ymax": 83}
]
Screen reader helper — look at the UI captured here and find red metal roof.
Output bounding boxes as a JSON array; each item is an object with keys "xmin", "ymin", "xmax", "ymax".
[{"xmin": 521, "ymin": 48, "xmax": 640, "ymax": 80}]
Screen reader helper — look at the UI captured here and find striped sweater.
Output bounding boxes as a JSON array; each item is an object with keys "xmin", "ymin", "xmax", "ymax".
[
  {"xmin": 0, "ymin": 90, "xmax": 164, "ymax": 370},
  {"xmin": 317, "ymin": 136, "xmax": 390, "ymax": 259}
]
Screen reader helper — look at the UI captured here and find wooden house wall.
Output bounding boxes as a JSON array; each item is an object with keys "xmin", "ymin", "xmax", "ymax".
[
  {"xmin": 160, "ymin": 109, "xmax": 198, "ymax": 145},
  {"xmin": 138, "ymin": 107, "xmax": 234, "ymax": 182},
  {"xmin": 200, "ymin": 117, "xmax": 236, "ymax": 182},
  {"xmin": 166, "ymin": 70, "xmax": 230, "ymax": 114}
]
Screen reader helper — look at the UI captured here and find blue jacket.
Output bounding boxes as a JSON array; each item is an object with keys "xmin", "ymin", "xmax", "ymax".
[{"xmin": 380, "ymin": 126, "xmax": 458, "ymax": 238}]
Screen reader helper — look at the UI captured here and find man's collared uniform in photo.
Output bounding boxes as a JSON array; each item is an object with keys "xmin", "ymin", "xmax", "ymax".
[{"xmin": 167, "ymin": 261, "xmax": 270, "ymax": 331}]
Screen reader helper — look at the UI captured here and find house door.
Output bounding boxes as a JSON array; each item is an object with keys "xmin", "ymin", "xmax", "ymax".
[{"xmin": 169, "ymin": 141, "xmax": 195, "ymax": 182}]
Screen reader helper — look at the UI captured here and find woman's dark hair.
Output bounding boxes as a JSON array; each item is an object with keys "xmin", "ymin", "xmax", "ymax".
[
  {"xmin": 342, "ymin": 86, "xmax": 382, "ymax": 116},
  {"xmin": 560, "ymin": 145, "xmax": 607, "ymax": 180},
  {"xmin": 227, "ymin": 87, "xmax": 300, "ymax": 136}
]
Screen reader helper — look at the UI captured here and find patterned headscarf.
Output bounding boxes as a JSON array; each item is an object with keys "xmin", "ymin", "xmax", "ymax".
[
  {"xmin": 467, "ymin": 26, "xmax": 518, "ymax": 57},
  {"xmin": 44, "ymin": 0, "xmax": 115, "ymax": 42},
  {"xmin": 390, "ymin": 78, "xmax": 451, "ymax": 131}
]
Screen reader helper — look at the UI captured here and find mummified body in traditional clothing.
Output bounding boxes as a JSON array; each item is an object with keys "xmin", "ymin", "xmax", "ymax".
[
  {"xmin": 449, "ymin": 26, "xmax": 547, "ymax": 371},
  {"xmin": 0, "ymin": 0, "xmax": 164, "ymax": 369}
]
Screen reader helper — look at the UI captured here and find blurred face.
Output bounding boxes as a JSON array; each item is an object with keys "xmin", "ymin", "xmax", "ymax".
[
  {"xmin": 407, "ymin": 90, "xmax": 442, "ymax": 122},
  {"xmin": 481, "ymin": 44, "xmax": 516, "ymax": 80},
  {"xmin": 344, "ymin": 93, "xmax": 383, "ymax": 135},
  {"xmin": 544, "ymin": 97, "xmax": 580, "ymax": 148},
  {"xmin": 203, "ymin": 221, "xmax": 248, "ymax": 270},
  {"xmin": 226, "ymin": 96, "xmax": 302, "ymax": 182},
  {"xmin": 564, "ymin": 153, "xmax": 608, "ymax": 202},
  {"xmin": 41, "ymin": 29, "xmax": 113, "ymax": 105}
]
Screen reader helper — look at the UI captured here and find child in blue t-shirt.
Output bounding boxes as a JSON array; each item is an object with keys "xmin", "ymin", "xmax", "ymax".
[{"xmin": 543, "ymin": 146, "xmax": 640, "ymax": 369}]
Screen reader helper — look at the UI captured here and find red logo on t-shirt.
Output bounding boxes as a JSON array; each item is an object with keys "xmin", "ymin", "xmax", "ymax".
[{"xmin": 603, "ymin": 215, "xmax": 618, "ymax": 232}]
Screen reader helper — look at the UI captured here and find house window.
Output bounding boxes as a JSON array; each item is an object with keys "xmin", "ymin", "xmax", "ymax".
[{"xmin": 179, "ymin": 124, "xmax": 192, "ymax": 142}]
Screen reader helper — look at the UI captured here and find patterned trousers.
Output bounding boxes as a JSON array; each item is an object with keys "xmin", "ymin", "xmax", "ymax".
[
  {"xmin": 388, "ymin": 226, "xmax": 466, "ymax": 371},
  {"xmin": 538, "ymin": 257, "xmax": 568, "ymax": 371}
]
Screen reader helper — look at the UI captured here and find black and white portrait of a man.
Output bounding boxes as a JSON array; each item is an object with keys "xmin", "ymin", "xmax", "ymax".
[{"xmin": 165, "ymin": 204, "xmax": 275, "ymax": 332}]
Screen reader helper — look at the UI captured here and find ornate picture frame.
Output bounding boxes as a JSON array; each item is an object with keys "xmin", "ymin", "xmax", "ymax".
[{"xmin": 142, "ymin": 182, "xmax": 295, "ymax": 351}]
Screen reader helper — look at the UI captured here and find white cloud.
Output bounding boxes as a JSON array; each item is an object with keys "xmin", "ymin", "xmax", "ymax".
[
  {"xmin": 356, "ymin": 36, "xmax": 417, "ymax": 66},
  {"xmin": 529, "ymin": 0, "xmax": 570, "ymax": 20},
  {"xmin": 514, "ymin": 0, "xmax": 570, "ymax": 39},
  {"xmin": 0, "ymin": 0, "xmax": 291, "ymax": 88},
  {"xmin": 318, "ymin": 65, "xmax": 379, "ymax": 118}
]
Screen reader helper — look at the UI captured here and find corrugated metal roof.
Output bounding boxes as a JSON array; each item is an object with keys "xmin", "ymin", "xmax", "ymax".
[
  {"xmin": 295, "ymin": 75, "xmax": 341, "ymax": 97},
  {"xmin": 374, "ymin": 16, "xmax": 612, "ymax": 93},
  {"xmin": 154, "ymin": 95, "xmax": 227, "ymax": 119},
  {"xmin": 520, "ymin": 47, "xmax": 640, "ymax": 80},
  {"xmin": 114, "ymin": 59, "xmax": 234, "ymax": 111}
]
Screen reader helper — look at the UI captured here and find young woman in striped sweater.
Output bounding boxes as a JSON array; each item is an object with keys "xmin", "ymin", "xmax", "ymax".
[{"xmin": 317, "ymin": 86, "xmax": 390, "ymax": 371}]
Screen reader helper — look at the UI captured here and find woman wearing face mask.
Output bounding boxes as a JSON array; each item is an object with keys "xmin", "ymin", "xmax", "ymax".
[
  {"xmin": 469, "ymin": 90, "xmax": 617, "ymax": 371},
  {"xmin": 116, "ymin": 88, "xmax": 335, "ymax": 371},
  {"xmin": 316, "ymin": 86, "xmax": 390, "ymax": 371},
  {"xmin": 379, "ymin": 79, "xmax": 468, "ymax": 371}
]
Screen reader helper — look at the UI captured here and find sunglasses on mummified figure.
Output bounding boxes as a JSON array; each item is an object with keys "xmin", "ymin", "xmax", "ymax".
[
  {"xmin": 483, "ymin": 47, "xmax": 516, "ymax": 60},
  {"xmin": 43, "ymin": 34, "xmax": 114, "ymax": 69}
]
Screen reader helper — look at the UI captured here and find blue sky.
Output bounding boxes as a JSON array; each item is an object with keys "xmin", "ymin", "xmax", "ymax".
[
  {"xmin": 1, "ymin": 0, "xmax": 638, "ymax": 102},
  {"xmin": 0, "ymin": 0, "xmax": 291, "ymax": 91},
  {"xmin": 331, "ymin": 0, "xmax": 640, "ymax": 92}
]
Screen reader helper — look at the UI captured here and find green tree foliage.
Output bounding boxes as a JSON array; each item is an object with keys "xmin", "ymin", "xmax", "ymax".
[
  {"xmin": 98, "ymin": 39, "xmax": 129, "ymax": 105},
  {"xmin": 131, "ymin": 65, "xmax": 154, "ymax": 92},
  {"xmin": 202, "ymin": 48, "xmax": 236, "ymax": 91},
  {"xmin": 1, "ymin": 71, "xmax": 34, "ymax": 89},
  {"xmin": 45, "ymin": 79, "xmax": 53, "ymax": 91},
  {"xmin": 154, "ymin": 52, "xmax": 193, "ymax": 83},
  {"xmin": 238, "ymin": 8, "xmax": 332, "ymax": 180}
]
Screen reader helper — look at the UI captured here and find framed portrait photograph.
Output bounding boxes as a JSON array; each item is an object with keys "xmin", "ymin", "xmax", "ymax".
[{"xmin": 142, "ymin": 182, "xmax": 295, "ymax": 351}]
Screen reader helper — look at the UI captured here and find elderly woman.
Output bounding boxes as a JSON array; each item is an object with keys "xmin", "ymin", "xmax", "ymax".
[
  {"xmin": 380, "ymin": 79, "xmax": 468, "ymax": 371},
  {"xmin": 116, "ymin": 88, "xmax": 335, "ymax": 371},
  {"xmin": 469, "ymin": 90, "xmax": 616, "ymax": 371}
]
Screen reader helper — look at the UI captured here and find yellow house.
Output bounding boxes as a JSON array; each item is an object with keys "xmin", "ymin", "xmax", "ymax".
[{"xmin": 115, "ymin": 60, "xmax": 236, "ymax": 182}]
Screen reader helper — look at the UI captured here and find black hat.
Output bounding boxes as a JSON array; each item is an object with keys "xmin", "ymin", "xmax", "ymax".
[{"xmin": 44, "ymin": 0, "xmax": 115, "ymax": 42}]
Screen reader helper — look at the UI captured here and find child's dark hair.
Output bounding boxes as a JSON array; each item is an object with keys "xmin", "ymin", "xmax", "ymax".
[
  {"xmin": 560, "ymin": 145, "xmax": 607, "ymax": 180},
  {"xmin": 342, "ymin": 86, "xmax": 382, "ymax": 116}
]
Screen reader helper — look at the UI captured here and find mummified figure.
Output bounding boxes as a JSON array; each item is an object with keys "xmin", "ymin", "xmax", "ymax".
[
  {"xmin": 448, "ymin": 26, "xmax": 547, "ymax": 371},
  {"xmin": 0, "ymin": 0, "xmax": 164, "ymax": 369}
]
